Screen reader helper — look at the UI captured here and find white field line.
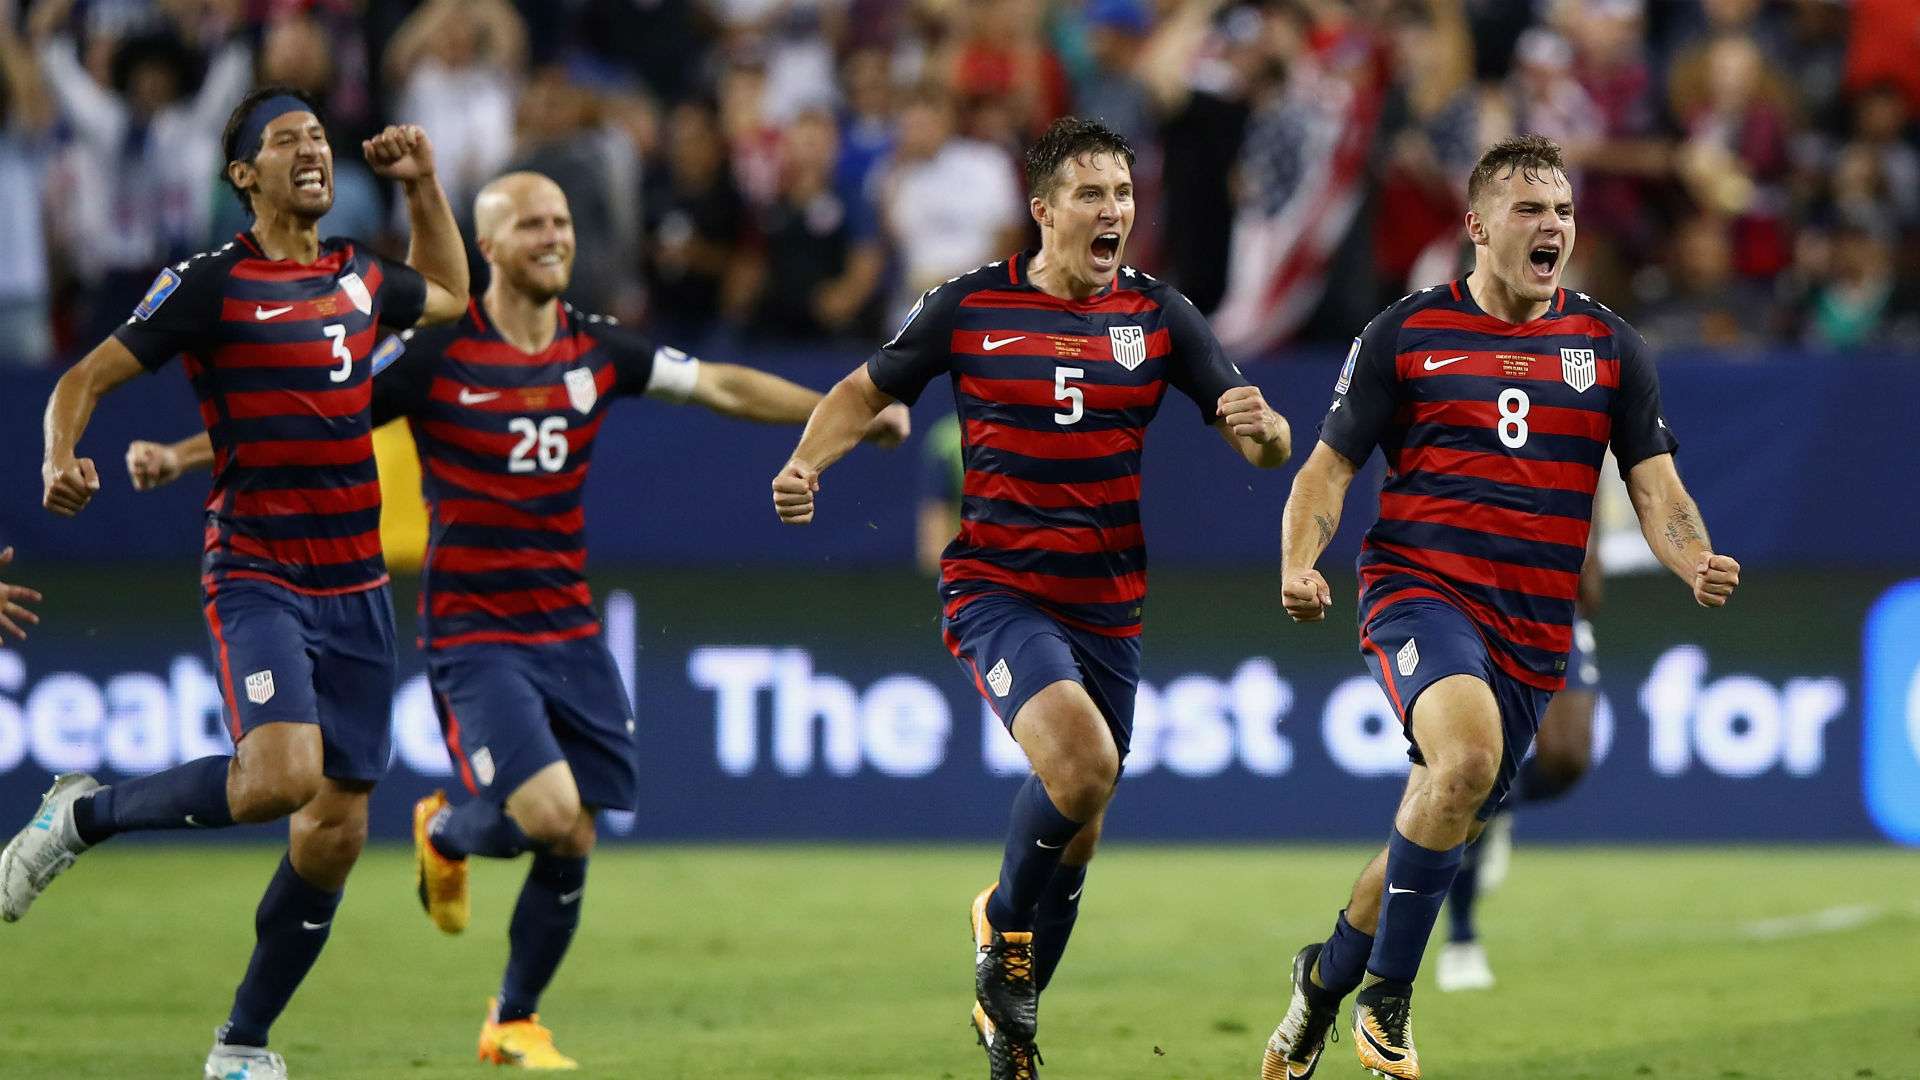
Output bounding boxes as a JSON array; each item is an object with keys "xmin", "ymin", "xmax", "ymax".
[{"xmin": 1737, "ymin": 903, "xmax": 1892, "ymax": 941}]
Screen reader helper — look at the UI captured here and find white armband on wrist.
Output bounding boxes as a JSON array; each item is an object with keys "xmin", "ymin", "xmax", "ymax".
[{"xmin": 644, "ymin": 346, "xmax": 700, "ymax": 403}]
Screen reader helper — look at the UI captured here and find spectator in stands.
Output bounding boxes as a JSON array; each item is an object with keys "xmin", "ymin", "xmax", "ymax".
[
  {"xmin": 1637, "ymin": 214, "xmax": 1774, "ymax": 350},
  {"xmin": 947, "ymin": 0, "xmax": 1071, "ymax": 141},
  {"xmin": 1845, "ymin": 81, "xmax": 1919, "ymax": 230},
  {"xmin": 384, "ymin": 0, "xmax": 525, "ymax": 219},
  {"xmin": 835, "ymin": 46, "xmax": 895, "ymax": 217},
  {"xmin": 0, "ymin": 0, "xmax": 54, "ymax": 366},
  {"xmin": 1797, "ymin": 225, "xmax": 1918, "ymax": 350},
  {"xmin": 643, "ymin": 99, "xmax": 752, "ymax": 345},
  {"xmin": 1671, "ymin": 34, "xmax": 1793, "ymax": 279},
  {"xmin": 718, "ymin": 50, "xmax": 783, "ymax": 209},
  {"xmin": 873, "ymin": 86, "xmax": 1023, "ymax": 313},
  {"xmin": 30, "ymin": 0, "xmax": 249, "ymax": 345},
  {"xmin": 1559, "ymin": 0, "xmax": 1667, "ymax": 300},
  {"xmin": 1375, "ymin": 0, "xmax": 1479, "ymax": 293},
  {"xmin": 499, "ymin": 67, "xmax": 633, "ymax": 314},
  {"xmin": 1071, "ymin": 0, "xmax": 1159, "ymax": 266},
  {"xmin": 742, "ymin": 109, "xmax": 885, "ymax": 342},
  {"xmin": 712, "ymin": 0, "xmax": 842, "ymax": 126}
]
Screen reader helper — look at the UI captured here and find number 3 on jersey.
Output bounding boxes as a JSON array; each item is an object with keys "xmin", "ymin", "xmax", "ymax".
[
  {"xmin": 324, "ymin": 323, "xmax": 351, "ymax": 383},
  {"xmin": 508, "ymin": 416, "xmax": 569, "ymax": 472},
  {"xmin": 1497, "ymin": 387, "xmax": 1530, "ymax": 448}
]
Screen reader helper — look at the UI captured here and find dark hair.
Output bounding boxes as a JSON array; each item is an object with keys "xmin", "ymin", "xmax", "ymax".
[
  {"xmin": 1467, "ymin": 134, "xmax": 1568, "ymax": 209},
  {"xmin": 220, "ymin": 85, "xmax": 326, "ymax": 211},
  {"xmin": 110, "ymin": 32, "xmax": 198, "ymax": 98},
  {"xmin": 1024, "ymin": 116, "xmax": 1136, "ymax": 202}
]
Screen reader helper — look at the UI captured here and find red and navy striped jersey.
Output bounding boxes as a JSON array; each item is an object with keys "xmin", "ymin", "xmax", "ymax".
[
  {"xmin": 113, "ymin": 232, "xmax": 427, "ymax": 594},
  {"xmin": 869, "ymin": 252, "xmax": 1248, "ymax": 637},
  {"xmin": 1320, "ymin": 281, "xmax": 1678, "ymax": 690},
  {"xmin": 372, "ymin": 300, "xmax": 691, "ymax": 649}
]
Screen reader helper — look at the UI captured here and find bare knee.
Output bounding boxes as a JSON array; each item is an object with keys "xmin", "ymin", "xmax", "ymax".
[
  {"xmin": 1042, "ymin": 746, "xmax": 1118, "ymax": 822},
  {"xmin": 228, "ymin": 738, "xmax": 324, "ymax": 823},
  {"xmin": 511, "ymin": 788, "xmax": 585, "ymax": 850},
  {"xmin": 1431, "ymin": 744, "xmax": 1501, "ymax": 812},
  {"xmin": 547, "ymin": 811, "xmax": 596, "ymax": 858},
  {"xmin": 289, "ymin": 785, "xmax": 371, "ymax": 890}
]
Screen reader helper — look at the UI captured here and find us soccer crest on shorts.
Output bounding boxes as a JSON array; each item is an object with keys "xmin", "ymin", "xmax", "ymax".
[
  {"xmin": 1397, "ymin": 638, "xmax": 1420, "ymax": 677},
  {"xmin": 245, "ymin": 669, "xmax": 275, "ymax": 705},
  {"xmin": 986, "ymin": 658, "xmax": 1012, "ymax": 698}
]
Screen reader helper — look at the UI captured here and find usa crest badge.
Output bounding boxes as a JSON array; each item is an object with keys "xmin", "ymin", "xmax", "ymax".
[
  {"xmin": 339, "ymin": 271, "xmax": 373, "ymax": 316},
  {"xmin": 1560, "ymin": 348, "xmax": 1596, "ymax": 393},
  {"xmin": 1108, "ymin": 325, "xmax": 1146, "ymax": 371},
  {"xmin": 245, "ymin": 669, "xmax": 275, "ymax": 705},
  {"xmin": 563, "ymin": 367, "xmax": 598, "ymax": 414}
]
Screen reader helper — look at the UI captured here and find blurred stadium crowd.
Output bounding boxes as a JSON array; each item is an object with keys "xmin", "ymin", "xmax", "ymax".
[{"xmin": 0, "ymin": 0, "xmax": 1915, "ymax": 368}]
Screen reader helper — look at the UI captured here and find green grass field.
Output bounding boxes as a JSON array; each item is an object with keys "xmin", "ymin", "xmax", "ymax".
[{"xmin": 2, "ymin": 843, "xmax": 1915, "ymax": 1079}]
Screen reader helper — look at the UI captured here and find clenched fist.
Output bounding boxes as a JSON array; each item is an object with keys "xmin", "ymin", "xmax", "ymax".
[
  {"xmin": 42, "ymin": 456, "xmax": 100, "ymax": 516},
  {"xmin": 1692, "ymin": 552, "xmax": 1740, "ymax": 608},
  {"xmin": 1282, "ymin": 567, "xmax": 1333, "ymax": 623},
  {"xmin": 772, "ymin": 460, "xmax": 820, "ymax": 524},
  {"xmin": 126, "ymin": 440, "xmax": 183, "ymax": 491}
]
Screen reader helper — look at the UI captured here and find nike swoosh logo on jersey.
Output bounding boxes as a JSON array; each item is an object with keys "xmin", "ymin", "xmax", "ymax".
[
  {"xmin": 458, "ymin": 388, "xmax": 502, "ymax": 404},
  {"xmin": 254, "ymin": 305, "xmax": 295, "ymax": 320},
  {"xmin": 982, "ymin": 335, "xmax": 1026, "ymax": 351},
  {"xmin": 1423, "ymin": 355, "xmax": 1470, "ymax": 370}
]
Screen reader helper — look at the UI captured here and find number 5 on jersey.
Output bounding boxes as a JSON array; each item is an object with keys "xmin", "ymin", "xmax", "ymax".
[
  {"xmin": 508, "ymin": 416, "xmax": 569, "ymax": 473},
  {"xmin": 1055, "ymin": 366, "xmax": 1084, "ymax": 426}
]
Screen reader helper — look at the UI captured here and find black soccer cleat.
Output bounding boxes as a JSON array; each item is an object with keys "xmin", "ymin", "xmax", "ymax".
[
  {"xmin": 1352, "ymin": 982, "xmax": 1420, "ymax": 1079},
  {"xmin": 1261, "ymin": 943, "xmax": 1342, "ymax": 1079},
  {"xmin": 972, "ymin": 884, "xmax": 1039, "ymax": 1041},
  {"xmin": 972, "ymin": 1002, "xmax": 1041, "ymax": 1080}
]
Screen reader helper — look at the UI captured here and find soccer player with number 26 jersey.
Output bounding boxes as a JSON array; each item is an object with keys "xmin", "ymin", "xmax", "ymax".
[{"xmin": 1260, "ymin": 135, "xmax": 1741, "ymax": 1080}]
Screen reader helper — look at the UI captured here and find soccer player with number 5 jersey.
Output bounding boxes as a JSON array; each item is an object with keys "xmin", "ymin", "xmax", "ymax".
[
  {"xmin": 1260, "ymin": 135, "xmax": 1742, "ymax": 1080},
  {"xmin": 773, "ymin": 117, "xmax": 1291, "ymax": 1079},
  {"xmin": 3, "ymin": 86, "xmax": 468, "ymax": 1080}
]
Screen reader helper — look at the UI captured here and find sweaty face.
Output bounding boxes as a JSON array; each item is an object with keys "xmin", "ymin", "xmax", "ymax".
[
  {"xmin": 1037, "ymin": 152, "xmax": 1134, "ymax": 286},
  {"xmin": 1473, "ymin": 165, "xmax": 1575, "ymax": 304},
  {"xmin": 487, "ymin": 185, "xmax": 575, "ymax": 302},
  {"xmin": 244, "ymin": 111, "xmax": 333, "ymax": 220}
]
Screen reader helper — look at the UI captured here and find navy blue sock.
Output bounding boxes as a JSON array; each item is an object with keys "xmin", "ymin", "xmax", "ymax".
[
  {"xmin": 1313, "ymin": 909, "xmax": 1374, "ymax": 999},
  {"xmin": 1367, "ymin": 827, "xmax": 1464, "ymax": 987},
  {"xmin": 1033, "ymin": 862, "xmax": 1087, "ymax": 993},
  {"xmin": 1446, "ymin": 840, "xmax": 1482, "ymax": 944},
  {"xmin": 498, "ymin": 852, "xmax": 588, "ymax": 1023},
  {"xmin": 430, "ymin": 798, "xmax": 530, "ymax": 860},
  {"xmin": 222, "ymin": 854, "xmax": 342, "ymax": 1047},
  {"xmin": 985, "ymin": 775, "xmax": 1083, "ymax": 933},
  {"xmin": 72, "ymin": 755, "xmax": 235, "ymax": 844}
]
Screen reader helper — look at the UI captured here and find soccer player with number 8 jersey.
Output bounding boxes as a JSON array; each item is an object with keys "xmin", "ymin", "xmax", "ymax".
[{"xmin": 1260, "ymin": 135, "xmax": 1742, "ymax": 1080}]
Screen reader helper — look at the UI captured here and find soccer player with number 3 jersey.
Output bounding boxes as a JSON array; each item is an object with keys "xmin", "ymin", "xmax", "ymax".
[
  {"xmin": 773, "ymin": 117, "xmax": 1291, "ymax": 1079},
  {"xmin": 126, "ymin": 170, "xmax": 908, "ymax": 1070},
  {"xmin": 3, "ymin": 86, "xmax": 468, "ymax": 1080},
  {"xmin": 1260, "ymin": 135, "xmax": 1742, "ymax": 1080}
]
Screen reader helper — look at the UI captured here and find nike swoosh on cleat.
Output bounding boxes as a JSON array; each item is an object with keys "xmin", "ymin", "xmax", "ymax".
[
  {"xmin": 982, "ymin": 335, "xmax": 1026, "ymax": 351},
  {"xmin": 1422, "ymin": 355, "xmax": 1469, "ymax": 370},
  {"xmin": 1358, "ymin": 1022, "xmax": 1406, "ymax": 1063},
  {"xmin": 254, "ymin": 305, "xmax": 295, "ymax": 320}
]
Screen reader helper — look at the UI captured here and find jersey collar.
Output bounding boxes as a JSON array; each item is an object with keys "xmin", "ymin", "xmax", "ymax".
[{"xmin": 1011, "ymin": 250, "xmax": 1118, "ymax": 305}]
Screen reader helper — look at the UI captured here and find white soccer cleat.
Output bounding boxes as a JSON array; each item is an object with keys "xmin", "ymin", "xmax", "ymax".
[
  {"xmin": 204, "ymin": 1035, "xmax": 290, "ymax": 1080},
  {"xmin": 1477, "ymin": 813, "xmax": 1514, "ymax": 893},
  {"xmin": 0, "ymin": 772, "xmax": 100, "ymax": 922},
  {"xmin": 1434, "ymin": 941, "xmax": 1496, "ymax": 993}
]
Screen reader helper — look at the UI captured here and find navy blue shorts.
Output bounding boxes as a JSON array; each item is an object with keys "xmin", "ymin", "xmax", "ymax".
[
  {"xmin": 427, "ymin": 636, "xmax": 638, "ymax": 811},
  {"xmin": 1359, "ymin": 598, "xmax": 1553, "ymax": 820},
  {"xmin": 942, "ymin": 592, "xmax": 1142, "ymax": 756},
  {"xmin": 203, "ymin": 578, "xmax": 396, "ymax": 783}
]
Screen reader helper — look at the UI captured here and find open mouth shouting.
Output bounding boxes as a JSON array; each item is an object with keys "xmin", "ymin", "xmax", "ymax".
[
  {"xmin": 1528, "ymin": 242, "xmax": 1561, "ymax": 282},
  {"xmin": 1090, "ymin": 230, "xmax": 1122, "ymax": 272},
  {"xmin": 293, "ymin": 166, "xmax": 327, "ymax": 195}
]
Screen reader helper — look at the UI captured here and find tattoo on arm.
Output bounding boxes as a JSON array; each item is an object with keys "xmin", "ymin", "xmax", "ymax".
[
  {"xmin": 1313, "ymin": 513, "xmax": 1335, "ymax": 548},
  {"xmin": 1663, "ymin": 501, "xmax": 1705, "ymax": 552}
]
